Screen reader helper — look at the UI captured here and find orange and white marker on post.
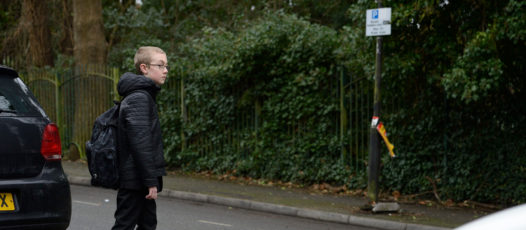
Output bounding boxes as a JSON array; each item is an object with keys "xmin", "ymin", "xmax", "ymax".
[{"xmin": 371, "ymin": 116, "xmax": 379, "ymax": 128}]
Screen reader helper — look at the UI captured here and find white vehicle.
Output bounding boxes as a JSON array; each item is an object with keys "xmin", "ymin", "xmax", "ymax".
[{"xmin": 456, "ymin": 204, "xmax": 526, "ymax": 230}]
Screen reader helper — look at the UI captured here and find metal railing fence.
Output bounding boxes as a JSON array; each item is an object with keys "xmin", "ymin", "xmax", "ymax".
[
  {"xmin": 6, "ymin": 63, "xmax": 380, "ymax": 175},
  {"xmin": 18, "ymin": 65, "xmax": 118, "ymax": 158},
  {"xmin": 167, "ymin": 67, "xmax": 377, "ymax": 174}
]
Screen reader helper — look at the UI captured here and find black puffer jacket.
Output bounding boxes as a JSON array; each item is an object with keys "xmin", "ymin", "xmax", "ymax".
[{"xmin": 117, "ymin": 72, "xmax": 166, "ymax": 191}]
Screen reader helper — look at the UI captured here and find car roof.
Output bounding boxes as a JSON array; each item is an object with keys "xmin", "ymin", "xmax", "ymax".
[{"xmin": 0, "ymin": 65, "xmax": 19, "ymax": 78}]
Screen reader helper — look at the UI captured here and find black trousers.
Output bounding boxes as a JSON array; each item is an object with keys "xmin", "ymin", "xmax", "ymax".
[{"xmin": 112, "ymin": 188, "xmax": 157, "ymax": 230}]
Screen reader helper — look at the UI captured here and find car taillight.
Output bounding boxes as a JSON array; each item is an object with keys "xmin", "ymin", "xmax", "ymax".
[{"xmin": 41, "ymin": 123, "xmax": 62, "ymax": 161}]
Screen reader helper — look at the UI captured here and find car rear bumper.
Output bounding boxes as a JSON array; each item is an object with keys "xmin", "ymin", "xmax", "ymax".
[{"xmin": 0, "ymin": 161, "xmax": 71, "ymax": 230}]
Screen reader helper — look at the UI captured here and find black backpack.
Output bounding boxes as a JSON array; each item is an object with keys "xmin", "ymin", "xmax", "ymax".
[
  {"xmin": 85, "ymin": 90, "xmax": 147, "ymax": 189},
  {"xmin": 85, "ymin": 100, "xmax": 121, "ymax": 189}
]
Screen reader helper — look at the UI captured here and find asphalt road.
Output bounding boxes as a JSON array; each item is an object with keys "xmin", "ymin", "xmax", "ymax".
[{"xmin": 69, "ymin": 184, "xmax": 377, "ymax": 230}]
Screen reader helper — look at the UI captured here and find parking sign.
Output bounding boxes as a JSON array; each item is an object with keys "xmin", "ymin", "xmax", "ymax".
[{"xmin": 366, "ymin": 8, "xmax": 391, "ymax": 36}]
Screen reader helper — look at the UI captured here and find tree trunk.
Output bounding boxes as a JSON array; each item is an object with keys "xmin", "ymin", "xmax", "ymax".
[
  {"xmin": 72, "ymin": 0, "xmax": 107, "ymax": 65},
  {"xmin": 70, "ymin": 0, "xmax": 109, "ymax": 160},
  {"xmin": 60, "ymin": 0, "xmax": 74, "ymax": 56},
  {"xmin": 21, "ymin": 0, "xmax": 54, "ymax": 67}
]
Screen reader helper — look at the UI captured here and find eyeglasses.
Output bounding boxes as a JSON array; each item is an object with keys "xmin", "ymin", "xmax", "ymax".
[{"xmin": 149, "ymin": 63, "xmax": 170, "ymax": 71}]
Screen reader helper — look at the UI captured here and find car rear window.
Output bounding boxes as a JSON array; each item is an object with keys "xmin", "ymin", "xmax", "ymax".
[{"xmin": 0, "ymin": 76, "xmax": 43, "ymax": 117}]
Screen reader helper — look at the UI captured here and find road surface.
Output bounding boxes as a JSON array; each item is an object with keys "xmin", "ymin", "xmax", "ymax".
[{"xmin": 69, "ymin": 184, "xmax": 377, "ymax": 230}]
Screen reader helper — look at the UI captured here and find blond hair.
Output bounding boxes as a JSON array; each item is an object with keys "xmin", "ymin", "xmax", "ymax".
[{"xmin": 134, "ymin": 46, "xmax": 166, "ymax": 74}]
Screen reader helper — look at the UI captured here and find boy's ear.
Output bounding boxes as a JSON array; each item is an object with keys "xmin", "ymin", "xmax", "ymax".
[{"xmin": 140, "ymin": 63, "xmax": 148, "ymax": 75}]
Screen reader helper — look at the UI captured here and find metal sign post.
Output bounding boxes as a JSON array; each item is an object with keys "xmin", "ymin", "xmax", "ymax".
[
  {"xmin": 365, "ymin": 1, "xmax": 396, "ymax": 212},
  {"xmin": 367, "ymin": 26, "xmax": 383, "ymax": 205}
]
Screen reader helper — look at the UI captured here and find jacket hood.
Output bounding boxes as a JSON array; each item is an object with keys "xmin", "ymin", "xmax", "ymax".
[{"xmin": 117, "ymin": 72, "xmax": 160, "ymax": 98}]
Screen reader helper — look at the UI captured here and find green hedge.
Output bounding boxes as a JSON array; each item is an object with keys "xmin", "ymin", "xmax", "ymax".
[
  {"xmin": 159, "ymin": 12, "xmax": 359, "ymax": 186},
  {"xmin": 159, "ymin": 2, "xmax": 526, "ymax": 205}
]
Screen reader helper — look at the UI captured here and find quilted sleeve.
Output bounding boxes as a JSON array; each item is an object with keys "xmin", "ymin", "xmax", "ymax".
[{"xmin": 120, "ymin": 91, "xmax": 159, "ymax": 188}]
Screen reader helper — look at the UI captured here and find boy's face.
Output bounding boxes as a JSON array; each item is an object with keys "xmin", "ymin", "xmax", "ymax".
[{"xmin": 142, "ymin": 52, "xmax": 168, "ymax": 86}]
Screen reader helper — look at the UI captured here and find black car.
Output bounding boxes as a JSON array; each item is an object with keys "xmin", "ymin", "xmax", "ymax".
[{"xmin": 0, "ymin": 65, "xmax": 71, "ymax": 230}]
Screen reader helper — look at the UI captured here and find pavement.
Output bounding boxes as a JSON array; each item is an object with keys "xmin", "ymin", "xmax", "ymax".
[{"xmin": 62, "ymin": 160, "xmax": 490, "ymax": 230}]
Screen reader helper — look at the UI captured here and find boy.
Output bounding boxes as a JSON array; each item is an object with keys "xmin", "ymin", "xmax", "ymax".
[{"xmin": 112, "ymin": 46, "xmax": 168, "ymax": 230}]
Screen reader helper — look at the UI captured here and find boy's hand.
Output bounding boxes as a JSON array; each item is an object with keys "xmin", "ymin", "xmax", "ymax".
[{"xmin": 146, "ymin": 186, "xmax": 158, "ymax": 200}]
